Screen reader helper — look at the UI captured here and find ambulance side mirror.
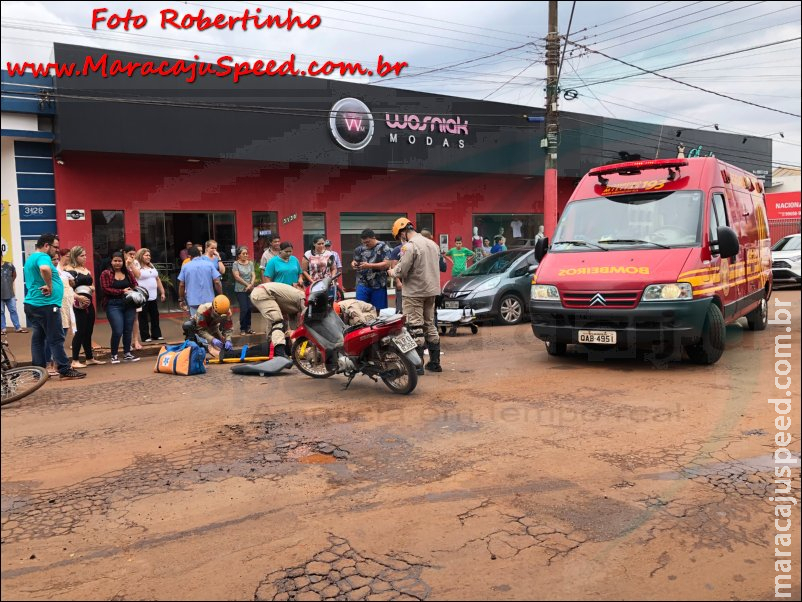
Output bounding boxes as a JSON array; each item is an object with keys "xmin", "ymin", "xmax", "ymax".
[
  {"xmin": 714, "ymin": 226, "xmax": 740, "ymax": 259},
  {"xmin": 535, "ymin": 237, "xmax": 549, "ymax": 262}
]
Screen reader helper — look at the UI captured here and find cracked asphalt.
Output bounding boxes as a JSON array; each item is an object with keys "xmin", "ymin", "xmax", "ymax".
[{"xmin": 1, "ymin": 290, "xmax": 800, "ymax": 600}]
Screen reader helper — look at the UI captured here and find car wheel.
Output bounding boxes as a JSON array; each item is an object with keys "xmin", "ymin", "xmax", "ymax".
[
  {"xmin": 745, "ymin": 294, "xmax": 768, "ymax": 331},
  {"xmin": 496, "ymin": 294, "xmax": 523, "ymax": 325}
]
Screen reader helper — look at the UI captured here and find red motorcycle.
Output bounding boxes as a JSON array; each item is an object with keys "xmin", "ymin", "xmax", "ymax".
[{"xmin": 291, "ymin": 276, "xmax": 420, "ymax": 394}]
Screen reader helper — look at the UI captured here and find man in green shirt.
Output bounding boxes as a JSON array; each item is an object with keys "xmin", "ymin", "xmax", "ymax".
[
  {"xmin": 23, "ymin": 233, "xmax": 85, "ymax": 379},
  {"xmin": 445, "ymin": 236, "xmax": 475, "ymax": 277}
]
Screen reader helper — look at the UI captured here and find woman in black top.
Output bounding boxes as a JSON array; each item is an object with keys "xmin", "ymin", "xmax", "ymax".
[{"xmin": 67, "ymin": 246, "xmax": 105, "ymax": 367}]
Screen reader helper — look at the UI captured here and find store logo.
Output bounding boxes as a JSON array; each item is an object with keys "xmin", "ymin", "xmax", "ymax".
[{"xmin": 329, "ymin": 98, "xmax": 374, "ymax": 151}]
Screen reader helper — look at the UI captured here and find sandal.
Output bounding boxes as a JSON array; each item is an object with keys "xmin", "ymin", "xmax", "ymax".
[{"xmin": 15, "ymin": 328, "xmax": 29, "ymax": 333}]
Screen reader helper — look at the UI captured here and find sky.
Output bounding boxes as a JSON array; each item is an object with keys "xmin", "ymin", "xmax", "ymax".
[{"xmin": 2, "ymin": 0, "xmax": 800, "ymax": 169}]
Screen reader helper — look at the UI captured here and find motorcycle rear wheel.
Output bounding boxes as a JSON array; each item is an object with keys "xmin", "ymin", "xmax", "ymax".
[
  {"xmin": 379, "ymin": 349, "xmax": 418, "ymax": 395},
  {"xmin": 291, "ymin": 337, "xmax": 336, "ymax": 378}
]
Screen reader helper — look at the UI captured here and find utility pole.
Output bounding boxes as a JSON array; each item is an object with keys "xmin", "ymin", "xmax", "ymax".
[{"xmin": 544, "ymin": 0, "xmax": 559, "ymax": 238}]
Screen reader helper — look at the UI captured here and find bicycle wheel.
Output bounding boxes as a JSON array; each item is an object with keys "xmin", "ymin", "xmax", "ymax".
[{"xmin": 1, "ymin": 366, "xmax": 49, "ymax": 406}]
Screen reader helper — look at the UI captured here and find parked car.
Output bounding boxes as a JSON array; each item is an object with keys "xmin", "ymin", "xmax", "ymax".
[
  {"xmin": 441, "ymin": 249, "xmax": 538, "ymax": 325},
  {"xmin": 772, "ymin": 233, "xmax": 801, "ymax": 285}
]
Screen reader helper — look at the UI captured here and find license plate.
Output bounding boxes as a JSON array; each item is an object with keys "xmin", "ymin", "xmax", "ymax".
[
  {"xmin": 578, "ymin": 330, "xmax": 617, "ymax": 344},
  {"xmin": 393, "ymin": 332, "xmax": 417, "ymax": 353},
  {"xmin": 444, "ymin": 300, "xmax": 460, "ymax": 309}
]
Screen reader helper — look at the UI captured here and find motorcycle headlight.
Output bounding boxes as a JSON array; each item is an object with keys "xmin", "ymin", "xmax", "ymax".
[
  {"xmin": 475, "ymin": 277, "xmax": 501, "ymax": 293},
  {"xmin": 531, "ymin": 284, "xmax": 560, "ymax": 301},
  {"xmin": 642, "ymin": 282, "xmax": 693, "ymax": 301}
]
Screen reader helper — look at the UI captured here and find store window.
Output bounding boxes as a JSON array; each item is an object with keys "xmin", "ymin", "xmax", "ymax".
[
  {"xmin": 140, "ymin": 211, "xmax": 237, "ymax": 309},
  {"xmin": 473, "ymin": 213, "xmax": 543, "ymax": 246},
  {"xmin": 303, "ymin": 213, "xmax": 326, "ymax": 255},
  {"xmin": 339, "ymin": 213, "xmax": 399, "ymax": 291},
  {"xmin": 416, "ymin": 213, "xmax": 435, "ymax": 237},
  {"xmin": 252, "ymin": 211, "xmax": 279, "ymax": 266}
]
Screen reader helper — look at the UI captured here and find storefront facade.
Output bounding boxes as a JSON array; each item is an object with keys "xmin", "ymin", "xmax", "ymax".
[{"xmin": 43, "ymin": 43, "xmax": 771, "ymax": 302}]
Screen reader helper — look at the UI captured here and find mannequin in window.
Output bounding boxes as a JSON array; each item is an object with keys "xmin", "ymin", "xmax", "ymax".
[
  {"xmin": 510, "ymin": 218, "xmax": 523, "ymax": 239},
  {"xmin": 471, "ymin": 226, "xmax": 483, "ymax": 255},
  {"xmin": 534, "ymin": 225, "xmax": 545, "ymax": 242}
]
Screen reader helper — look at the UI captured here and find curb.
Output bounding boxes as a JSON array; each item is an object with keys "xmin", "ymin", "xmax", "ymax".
[{"xmin": 11, "ymin": 333, "xmax": 266, "ymax": 367}]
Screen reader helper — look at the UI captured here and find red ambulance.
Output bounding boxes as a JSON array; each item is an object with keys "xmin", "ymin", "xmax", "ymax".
[{"xmin": 530, "ymin": 157, "xmax": 772, "ymax": 364}]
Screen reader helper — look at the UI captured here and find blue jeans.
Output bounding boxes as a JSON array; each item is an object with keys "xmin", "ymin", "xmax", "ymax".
[
  {"xmin": 236, "ymin": 291, "xmax": 252, "ymax": 331},
  {"xmin": 1, "ymin": 297, "xmax": 22, "ymax": 330},
  {"xmin": 356, "ymin": 285, "xmax": 388, "ymax": 310},
  {"xmin": 44, "ymin": 327, "xmax": 68, "ymax": 364},
  {"xmin": 106, "ymin": 299, "xmax": 136, "ymax": 356},
  {"xmin": 24, "ymin": 303, "xmax": 70, "ymax": 374}
]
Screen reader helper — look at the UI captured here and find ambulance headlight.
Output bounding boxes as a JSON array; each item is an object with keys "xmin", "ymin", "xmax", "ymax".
[
  {"xmin": 642, "ymin": 282, "xmax": 693, "ymax": 301},
  {"xmin": 531, "ymin": 284, "xmax": 560, "ymax": 301}
]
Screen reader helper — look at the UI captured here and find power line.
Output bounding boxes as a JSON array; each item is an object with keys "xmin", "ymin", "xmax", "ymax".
[
  {"xmin": 368, "ymin": 41, "xmax": 538, "ymax": 85},
  {"xmin": 566, "ymin": 37, "xmax": 802, "ymax": 118},
  {"xmin": 571, "ymin": 3, "xmax": 799, "ymax": 78}
]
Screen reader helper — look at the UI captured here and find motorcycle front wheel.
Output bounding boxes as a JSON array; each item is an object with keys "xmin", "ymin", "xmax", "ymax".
[
  {"xmin": 291, "ymin": 337, "xmax": 337, "ymax": 378},
  {"xmin": 379, "ymin": 348, "xmax": 418, "ymax": 395}
]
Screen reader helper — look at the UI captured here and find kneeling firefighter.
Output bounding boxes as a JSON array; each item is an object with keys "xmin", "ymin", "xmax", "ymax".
[
  {"xmin": 182, "ymin": 294, "xmax": 235, "ymax": 353},
  {"xmin": 249, "ymin": 282, "xmax": 306, "ymax": 358},
  {"xmin": 387, "ymin": 217, "xmax": 442, "ymax": 374}
]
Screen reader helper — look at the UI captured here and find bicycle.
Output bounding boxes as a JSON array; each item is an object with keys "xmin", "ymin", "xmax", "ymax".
[{"xmin": 1, "ymin": 334, "xmax": 48, "ymax": 406}]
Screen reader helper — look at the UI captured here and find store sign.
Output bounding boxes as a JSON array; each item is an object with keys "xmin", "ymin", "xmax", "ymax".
[
  {"xmin": 766, "ymin": 193, "xmax": 801, "ymax": 220},
  {"xmin": 386, "ymin": 112, "xmax": 468, "ymax": 149},
  {"xmin": 65, "ymin": 209, "xmax": 86, "ymax": 220},
  {"xmin": 1, "ymin": 199, "xmax": 12, "ymax": 263},
  {"xmin": 329, "ymin": 98, "xmax": 374, "ymax": 151}
]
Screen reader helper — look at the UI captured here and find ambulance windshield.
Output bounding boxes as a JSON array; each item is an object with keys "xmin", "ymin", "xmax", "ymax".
[{"xmin": 553, "ymin": 190, "xmax": 704, "ymax": 251}]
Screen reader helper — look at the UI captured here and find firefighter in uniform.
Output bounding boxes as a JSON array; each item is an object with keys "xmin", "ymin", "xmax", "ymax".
[
  {"xmin": 249, "ymin": 282, "xmax": 306, "ymax": 358},
  {"xmin": 334, "ymin": 299, "xmax": 378, "ymax": 327},
  {"xmin": 388, "ymin": 218, "xmax": 442, "ymax": 373},
  {"xmin": 182, "ymin": 294, "xmax": 234, "ymax": 353}
]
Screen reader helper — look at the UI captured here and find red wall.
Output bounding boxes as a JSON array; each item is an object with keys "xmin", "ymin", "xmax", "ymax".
[{"xmin": 54, "ymin": 152, "xmax": 576, "ymax": 284}]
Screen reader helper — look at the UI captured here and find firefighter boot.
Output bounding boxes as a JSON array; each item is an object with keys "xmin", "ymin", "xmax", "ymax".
[{"xmin": 425, "ymin": 343, "xmax": 443, "ymax": 373}]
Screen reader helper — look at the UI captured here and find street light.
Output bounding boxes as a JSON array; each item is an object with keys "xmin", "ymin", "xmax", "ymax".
[
  {"xmin": 763, "ymin": 131, "xmax": 785, "ymax": 138},
  {"xmin": 675, "ymin": 123, "xmax": 719, "ymax": 137}
]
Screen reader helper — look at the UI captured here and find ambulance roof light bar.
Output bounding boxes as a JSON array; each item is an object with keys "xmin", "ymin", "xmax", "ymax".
[{"xmin": 589, "ymin": 159, "xmax": 689, "ymax": 185}]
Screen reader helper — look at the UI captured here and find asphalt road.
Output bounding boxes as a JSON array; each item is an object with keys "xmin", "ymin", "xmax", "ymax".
[{"xmin": 2, "ymin": 290, "xmax": 800, "ymax": 600}]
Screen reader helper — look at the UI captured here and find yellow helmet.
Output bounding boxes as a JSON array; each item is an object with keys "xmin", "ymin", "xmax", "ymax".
[
  {"xmin": 392, "ymin": 217, "xmax": 413, "ymax": 239},
  {"xmin": 212, "ymin": 295, "xmax": 230, "ymax": 315}
]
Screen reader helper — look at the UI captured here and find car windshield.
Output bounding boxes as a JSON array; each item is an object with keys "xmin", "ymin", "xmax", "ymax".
[
  {"xmin": 462, "ymin": 250, "xmax": 529, "ymax": 276},
  {"xmin": 773, "ymin": 235, "xmax": 801, "ymax": 252},
  {"xmin": 552, "ymin": 190, "xmax": 704, "ymax": 251}
]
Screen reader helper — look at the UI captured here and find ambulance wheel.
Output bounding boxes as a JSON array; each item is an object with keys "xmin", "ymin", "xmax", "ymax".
[
  {"xmin": 291, "ymin": 337, "xmax": 336, "ymax": 378},
  {"xmin": 545, "ymin": 340, "xmax": 567, "ymax": 356},
  {"xmin": 745, "ymin": 294, "xmax": 768, "ymax": 331},
  {"xmin": 685, "ymin": 304, "xmax": 725, "ymax": 365},
  {"xmin": 470, "ymin": 324, "xmax": 479, "ymax": 334}
]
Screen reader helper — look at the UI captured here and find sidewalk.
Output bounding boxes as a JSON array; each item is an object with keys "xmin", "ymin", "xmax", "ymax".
[
  {"xmin": 5, "ymin": 310, "xmax": 276, "ymax": 366},
  {"xmin": 5, "ymin": 293, "xmax": 399, "ymax": 365}
]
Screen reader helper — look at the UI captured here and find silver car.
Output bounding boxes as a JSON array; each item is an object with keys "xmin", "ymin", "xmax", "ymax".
[{"xmin": 441, "ymin": 249, "xmax": 538, "ymax": 325}]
